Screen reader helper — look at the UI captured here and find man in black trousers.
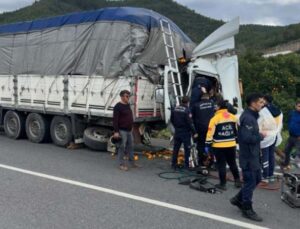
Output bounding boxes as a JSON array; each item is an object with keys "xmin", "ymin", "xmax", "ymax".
[
  {"xmin": 171, "ymin": 96, "xmax": 198, "ymax": 169},
  {"xmin": 230, "ymin": 93, "xmax": 266, "ymax": 222},
  {"xmin": 192, "ymin": 93, "xmax": 215, "ymax": 165}
]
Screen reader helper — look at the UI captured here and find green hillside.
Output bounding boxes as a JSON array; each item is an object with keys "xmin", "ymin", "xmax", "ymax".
[
  {"xmin": 238, "ymin": 23, "xmax": 300, "ymax": 51},
  {"xmin": 0, "ymin": 0, "xmax": 222, "ymax": 44},
  {"xmin": 0, "ymin": 0, "xmax": 300, "ymax": 51}
]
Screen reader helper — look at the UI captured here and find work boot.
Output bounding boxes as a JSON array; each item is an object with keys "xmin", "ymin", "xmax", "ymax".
[
  {"xmin": 269, "ymin": 176, "xmax": 276, "ymax": 183},
  {"xmin": 258, "ymin": 178, "xmax": 269, "ymax": 187},
  {"xmin": 171, "ymin": 164, "xmax": 177, "ymax": 170},
  {"xmin": 242, "ymin": 204, "xmax": 263, "ymax": 222},
  {"xmin": 230, "ymin": 196, "xmax": 243, "ymax": 210},
  {"xmin": 119, "ymin": 165, "xmax": 129, "ymax": 171},
  {"xmin": 215, "ymin": 183, "xmax": 227, "ymax": 191},
  {"xmin": 234, "ymin": 179, "xmax": 242, "ymax": 188},
  {"xmin": 131, "ymin": 163, "xmax": 142, "ymax": 168},
  {"xmin": 280, "ymin": 162, "xmax": 291, "ymax": 171}
]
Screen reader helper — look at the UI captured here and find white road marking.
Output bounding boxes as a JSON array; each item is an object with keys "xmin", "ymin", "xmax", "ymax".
[{"xmin": 0, "ymin": 163, "xmax": 269, "ymax": 229}]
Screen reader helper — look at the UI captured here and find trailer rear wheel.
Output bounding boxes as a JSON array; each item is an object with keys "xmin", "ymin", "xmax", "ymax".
[
  {"xmin": 83, "ymin": 127, "xmax": 110, "ymax": 151},
  {"xmin": 50, "ymin": 116, "xmax": 72, "ymax": 147},
  {"xmin": 3, "ymin": 110, "xmax": 26, "ymax": 139},
  {"xmin": 26, "ymin": 113, "xmax": 50, "ymax": 143}
]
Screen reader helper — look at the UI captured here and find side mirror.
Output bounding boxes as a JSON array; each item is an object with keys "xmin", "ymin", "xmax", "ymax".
[{"xmin": 155, "ymin": 87, "xmax": 164, "ymax": 103}]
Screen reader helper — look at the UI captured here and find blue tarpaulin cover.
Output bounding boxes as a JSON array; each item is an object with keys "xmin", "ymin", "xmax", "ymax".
[{"xmin": 0, "ymin": 7, "xmax": 194, "ymax": 81}]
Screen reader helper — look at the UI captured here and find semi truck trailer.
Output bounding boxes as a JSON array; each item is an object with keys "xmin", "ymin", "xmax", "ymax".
[{"xmin": 0, "ymin": 7, "xmax": 241, "ymax": 150}]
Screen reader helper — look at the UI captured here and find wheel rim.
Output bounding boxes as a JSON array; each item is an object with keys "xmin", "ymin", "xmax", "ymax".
[
  {"xmin": 92, "ymin": 129, "xmax": 107, "ymax": 142},
  {"xmin": 29, "ymin": 120, "xmax": 41, "ymax": 138},
  {"xmin": 142, "ymin": 132, "xmax": 151, "ymax": 145},
  {"xmin": 54, "ymin": 122, "xmax": 68, "ymax": 141},
  {"xmin": 7, "ymin": 117, "xmax": 19, "ymax": 135}
]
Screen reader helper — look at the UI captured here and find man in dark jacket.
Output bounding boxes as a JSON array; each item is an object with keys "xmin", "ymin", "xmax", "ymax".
[
  {"xmin": 282, "ymin": 100, "xmax": 300, "ymax": 168},
  {"xmin": 191, "ymin": 93, "xmax": 215, "ymax": 165},
  {"xmin": 230, "ymin": 93, "xmax": 266, "ymax": 222},
  {"xmin": 190, "ymin": 76, "xmax": 212, "ymax": 108},
  {"xmin": 171, "ymin": 96, "xmax": 198, "ymax": 169},
  {"xmin": 113, "ymin": 90, "xmax": 138, "ymax": 171}
]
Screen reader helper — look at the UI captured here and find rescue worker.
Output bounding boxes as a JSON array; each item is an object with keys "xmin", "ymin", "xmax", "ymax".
[
  {"xmin": 258, "ymin": 95, "xmax": 282, "ymax": 183},
  {"xmin": 191, "ymin": 93, "xmax": 215, "ymax": 165},
  {"xmin": 190, "ymin": 76, "xmax": 212, "ymax": 108},
  {"xmin": 230, "ymin": 93, "xmax": 266, "ymax": 222},
  {"xmin": 205, "ymin": 99, "xmax": 241, "ymax": 190},
  {"xmin": 171, "ymin": 96, "xmax": 198, "ymax": 169}
]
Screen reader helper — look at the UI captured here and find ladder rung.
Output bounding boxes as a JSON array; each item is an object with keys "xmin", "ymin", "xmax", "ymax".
[
  {"xmin": 160, "ymin": 19, "xmax": 170, "ymax": 26},
  {"xmin": 166, "ymin": 44, "xmax": 174, "ymax": 48},
  {"xmin": 169, "ymin": 64, "xmax": 177, "ymax": 70},
  {"xmin": 162, "ymin": 31, "xmax": 172, "ymax": 36},
  {"xmin": 168, "ymin": 57, "xmax": 177, "ymax": 61},
  {"xmin": 168, "ymin": 67, "xmax": 178, "ymax": 72},
  {"xmin": 171, "ymin": 83, "xmax": 181, "ymax": 86}
]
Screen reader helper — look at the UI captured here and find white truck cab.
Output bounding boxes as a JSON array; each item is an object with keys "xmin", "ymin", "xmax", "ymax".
[{"xmin": 162, "ymin": 17, "xmax": 242, "ymax": 123}]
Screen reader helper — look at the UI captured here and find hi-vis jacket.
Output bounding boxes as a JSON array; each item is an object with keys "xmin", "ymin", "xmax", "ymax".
[{"xmin": 205, "ymin": 109, "xmax": 237, "ymax": 148}]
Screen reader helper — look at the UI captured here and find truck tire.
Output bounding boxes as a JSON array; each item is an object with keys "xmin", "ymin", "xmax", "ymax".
[
  {"xmin": 26, "ymin": 113, "xmax": 50, "ymax": 143},
  {"xmin": 50, "ymin": 116, "xmax": 72, "ymax": 147},
  {"xmin": 3, "ymin": 110, "xmax": 26, "ymax": 139},
  {"xmin": 83, "ymin": 127, "xmax": 110, "ymax": 151}
]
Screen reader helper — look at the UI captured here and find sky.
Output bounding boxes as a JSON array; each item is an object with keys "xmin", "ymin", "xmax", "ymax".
[
  {"xmin": 176, "ymin": 0, "xmax": 300, "ymax": 26},
  {"xmin": 0, "ymin": 0, "xmax": 299, "ymax": 26}
]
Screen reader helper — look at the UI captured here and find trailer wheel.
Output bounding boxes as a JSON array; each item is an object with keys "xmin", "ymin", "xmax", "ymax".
[
  {"xmin": 83, "ymin": 127, "xmax": 110, "ymax": 151},
  {"xmin": 26, "ymin": 113, "xmax": 50, "ymax": 143},
  {"xmin": 50, "ymin": 116, "xmax": 72, "ymax": 147},
  {"xmin": 3, "ymin": 110, "xmax": 26, "ymax": 139}
]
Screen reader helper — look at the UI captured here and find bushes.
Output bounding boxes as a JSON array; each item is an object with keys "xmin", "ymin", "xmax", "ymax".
[{"xmin": 239, "ymin": 51, "xmax": 300, "ymax": 124}]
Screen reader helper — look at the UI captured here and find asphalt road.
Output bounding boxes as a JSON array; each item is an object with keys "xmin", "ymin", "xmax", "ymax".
[{"xmin": 0, "ymin": 133, "xmax": 298, "ymax": 229}]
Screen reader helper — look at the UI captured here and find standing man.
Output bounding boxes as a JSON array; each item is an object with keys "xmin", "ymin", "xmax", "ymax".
[
  {"xmin": 205, "ymin": 99, "xmax": 241, "ymax": 190},
  {"xmin": 171, "ymin": 96, "xmax": 198, "ymax": 169},
  {"xmin": 230, "ymin": 93, "xmax": 266, "ymax": 222},
  {"xmin": 282, "ymin": 100, "xmax": 300, "ymax": 168},
  {"xmin": 192, "ymin": 93, "xmax": 215, "ymax": 165},
  {"xmin": 113, "ymin": 90, "xmax": 138, "ymax": 171},
  {"xmin": 258, "ymin": 95, "xmax": 282, "ymax": 183}
]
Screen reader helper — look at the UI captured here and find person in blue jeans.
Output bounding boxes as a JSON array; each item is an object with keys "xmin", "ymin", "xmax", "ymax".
[
  {"xmin": 230, "ymin": 93, "xmax": 266, "ymax": 222},
  {"xmin": 113, "ymin": 90, "xmax": 140, "ymax": 171},
  {"xmin": 282, "ymin": 101, "xmax": 300, "ymax": 168},
  {"xmin": 171, "ymin": 96, "xmax": 198, "ymax": 169}
]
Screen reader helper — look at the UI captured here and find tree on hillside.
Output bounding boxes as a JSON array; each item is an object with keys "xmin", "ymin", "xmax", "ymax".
[{"xmin": 239, "ymin": 52, "xmax": 300, "ymax": 122}]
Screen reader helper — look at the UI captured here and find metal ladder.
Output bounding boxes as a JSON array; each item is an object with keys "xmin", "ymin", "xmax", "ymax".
[{"xmin": 160, "ymin": 19, "xmax": 183, "ymax": 106}]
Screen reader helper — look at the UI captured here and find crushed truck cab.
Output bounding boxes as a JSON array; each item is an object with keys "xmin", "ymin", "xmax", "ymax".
[{"xmin": 162, "ymin": 17, "xmax": 241, "ymax": 123}]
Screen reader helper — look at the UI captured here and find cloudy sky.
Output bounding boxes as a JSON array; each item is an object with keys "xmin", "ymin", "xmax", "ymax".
[
  {"xmin": 176, "ymin": 0, "xmax": 300, "ymax": 25},
  {"xmin": 0, "ymin": 0, "xmax": 299, "ymax": 26}
]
